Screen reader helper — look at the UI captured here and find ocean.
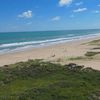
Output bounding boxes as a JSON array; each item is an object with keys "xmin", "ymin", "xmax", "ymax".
[{"xmin": 0, "ymin": 29, "xmax": 100, "ymax": 54}]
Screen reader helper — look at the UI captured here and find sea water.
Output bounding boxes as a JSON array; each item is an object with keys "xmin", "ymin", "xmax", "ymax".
[{"xmin": 0, "ymin": 29, "xmax": 100, "ymax": 54}]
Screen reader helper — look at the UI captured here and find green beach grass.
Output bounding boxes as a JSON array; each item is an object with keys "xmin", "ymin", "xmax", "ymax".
[
  {"xmin": 85, "ymin": 52, "xmax": 100, "ymax": 57},
  {"xmin": 0, "ymin": 59, "xmax": 100, "ymax": 100},
  {"xmin": 88, "ymin": 39, "xmax": 100, "ymax": 46}
]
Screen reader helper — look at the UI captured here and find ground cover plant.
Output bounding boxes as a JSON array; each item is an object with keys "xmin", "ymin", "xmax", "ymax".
[{"xmin": 0, "ymin": 60, "xmax": 100, "ymax": 100}]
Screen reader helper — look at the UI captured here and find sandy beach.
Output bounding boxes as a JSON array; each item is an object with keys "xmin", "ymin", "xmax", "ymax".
[{"xmin": 0, "ymin": 36, "xmax": 100, "ymax": 70}]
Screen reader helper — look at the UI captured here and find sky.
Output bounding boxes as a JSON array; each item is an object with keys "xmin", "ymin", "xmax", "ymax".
[{"xmin": 0, "ymin": 0, "xmax": 100, "ymax": 32}]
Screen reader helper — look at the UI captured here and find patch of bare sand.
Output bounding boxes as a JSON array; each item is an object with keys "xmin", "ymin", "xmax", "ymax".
[{"xmin": 0, "ymin": 36, "xmax": 100, "ymax": 70}]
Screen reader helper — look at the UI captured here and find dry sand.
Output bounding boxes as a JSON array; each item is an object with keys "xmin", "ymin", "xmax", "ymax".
[{"xmin": 0, "ymin": 36, "xmax": 100, "ymax": 70}]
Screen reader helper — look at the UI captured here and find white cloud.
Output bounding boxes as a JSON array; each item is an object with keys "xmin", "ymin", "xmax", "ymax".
[
  {"xmin": 18, "ymin": 10, "xmax": 32, "ymax": 18},
  {"xmin": 70, "ymin": 15, "xmax": 74, "ymax": 18},
  {"xmin": 59, "ymin": 0, "xmax": 72, "ymax": 7},
  {"xmin": 98, "ymin": 4, "xmax": 100, "ymax": 7},
  {"xmin": 51, "ymin": 16, "xmax": 60, "ymax": 21},
  {"xmin": 27, "ymin": 22, "xmax": 32, "ymax": 25},
  {"xmin": 93, "ymin": 10, "xmax": 100, "ymax": 13},
  {"xmin": 73, "ymin": 8, "xmax": 87, "ymax": 13},
  {"xmin": 75, "ymin": 2, "xmax": 83, "ymax": 6}
]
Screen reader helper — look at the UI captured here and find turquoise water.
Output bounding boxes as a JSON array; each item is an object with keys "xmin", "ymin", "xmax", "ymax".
[{"xmin": 0, "ymin": 29, "xmax": 100, "ymax": 54}]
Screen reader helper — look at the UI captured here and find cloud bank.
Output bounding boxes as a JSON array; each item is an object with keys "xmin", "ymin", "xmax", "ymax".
[
  {"xmin": 73, "ymin": 8, "xmax": 87, "ymax": 13},
  {"xmin": 51, "ymin": 16, "xmax": 60, "ymax": 21},
  {"xmin": 18, "ymin": 10, "xmax": 32, "ymax": 18},
  {"xmin": 59, "ymin": 0, "xmax": 72, "ymax": 7}
]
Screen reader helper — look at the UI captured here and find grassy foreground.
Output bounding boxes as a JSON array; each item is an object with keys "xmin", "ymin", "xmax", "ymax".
[{"xmin": 0, "ymin": 60, "xmax": 100, "ymax": 100}]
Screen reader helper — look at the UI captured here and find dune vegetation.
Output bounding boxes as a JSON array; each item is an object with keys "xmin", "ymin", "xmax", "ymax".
[
  {"xmin": 0, "ymin": 59, "xmax": 100, "ymax": 100},
  {"xmin": 85, "ymin": 51, "xmax": 100, "ymax": 57}
]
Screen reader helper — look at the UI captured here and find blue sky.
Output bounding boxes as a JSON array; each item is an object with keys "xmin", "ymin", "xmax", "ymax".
[{"xmin": 0, "ymin": 0, "xmax": 100, "ymax": 32}]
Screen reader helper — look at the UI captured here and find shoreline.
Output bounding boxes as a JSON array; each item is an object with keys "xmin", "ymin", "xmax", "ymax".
[
  {"xmin": 0, "ymin": 36, "xmax": 100, "ymax": 70},
  {"xmin": 0, "ymin": 32, "xmax": 100, "ymax": 55}
]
